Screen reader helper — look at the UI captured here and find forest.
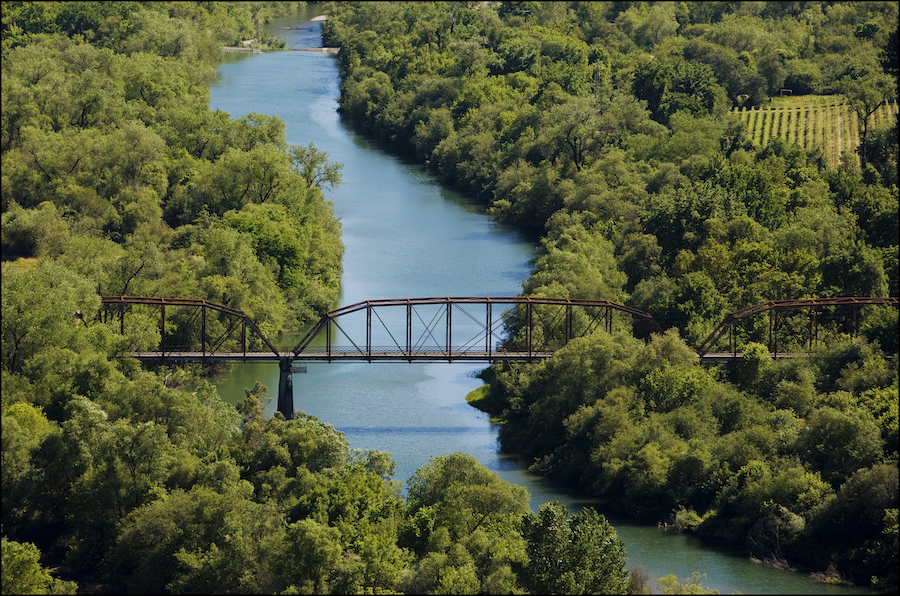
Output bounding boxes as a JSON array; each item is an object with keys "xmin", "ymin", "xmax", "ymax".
[{"xmin": 1, "ymin": 1, "xmax": 898, "ymax": 594}]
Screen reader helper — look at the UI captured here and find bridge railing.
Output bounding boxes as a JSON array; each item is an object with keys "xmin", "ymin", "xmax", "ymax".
[
  {"xmin": 290, "ymin": 297, "xmax": 662, "ymax": 360},
  {"xmin": 100, "ymin": 296, "xmax": 281, "ymax": 360},
  {"xmin": 695, "ymin": 297, "xmax": 899, "ymax": 358},
  {"xmin": 293, "ymin": 345, "xmax": 557, "ymax": 362}
]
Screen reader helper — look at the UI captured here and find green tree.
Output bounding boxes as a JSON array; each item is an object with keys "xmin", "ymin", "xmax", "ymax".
[
  {"xmin": 1, "ymin": 260, "xmax": 98, "ymax": 373},
  {"xmin": 539, "ymin": 91, "xmax": 660, "ymax": 172},
  {"xmin": 521, "ymin": 501, "xmax": 629, "ymax": 595},
  {"xmin": 289, "ymin": 142, "xmax": 344, "ymax": 191},
  {"xmin": 403, "ymin": 452, "xmax": 529, "ymax": 550},
  {"xmin": 839, "ymin": 66, "xmax": 897, "ymax": 167},
  {"xmin": 1, "ymin": 537, "xmax": 77, "ymax": 595},
  {"xmin": 801, "ymin": 406, "xmax": 882, "ymax": 486},
  {"xmin": 657, "ymin": 571, "xmax": 719, "ymax": 594},
  {"xmin": 632, "ymin": 59, "xmax": 726, "ymax": 126},
  {"xmin": 271, "ymin": 518, "xmax": 343, "ymax": 593},
  {"xmin": 109, "ymin": 482, "xmax": 284, "ymax": 594}
]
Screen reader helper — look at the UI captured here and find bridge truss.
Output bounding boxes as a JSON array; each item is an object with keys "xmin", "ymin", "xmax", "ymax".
[
  {"xmin": 101, "ymin": 294, "xmax": 896, "ymax": 418},
  {"xmin": 696, "ymin": 296, "xmax": 899, "ymax": 358},
  {"xmin": 100, "ymin": 295, "xmax": 661, "ymax": 418},
  {"xmin": 100, "ymin": 295, "xmax": 282, "ymax": 361},
  {"xmin": 290, "ymin": 296, "xmax": 661, "ymax": 362}
]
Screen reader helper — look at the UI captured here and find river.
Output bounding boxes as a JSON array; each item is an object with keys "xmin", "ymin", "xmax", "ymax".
[{"xmin": 206, "ymin": 6, "xmax": 873, "ymax": 595}]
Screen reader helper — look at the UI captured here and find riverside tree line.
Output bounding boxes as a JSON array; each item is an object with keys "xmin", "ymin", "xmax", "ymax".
[{"xmin": 2, "ymin": 1, "xmax": 898, "ymax": 594}]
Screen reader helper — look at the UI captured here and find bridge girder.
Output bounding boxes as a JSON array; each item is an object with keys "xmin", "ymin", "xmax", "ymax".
[
  {"xmin": 695, "ymin": 296, "xmax": 899, "ymax": 357},
  {"xmin": 100, "ymin": 294, "xmax": 897, "ymax": 419},
  {"xmin": 290, "ymin": 296, "xmax": 662, "ymax": 362}
]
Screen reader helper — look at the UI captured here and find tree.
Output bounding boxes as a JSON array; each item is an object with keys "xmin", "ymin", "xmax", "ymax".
[
  {"xmin": 270, "ymin": 518, "xmax": 343, "ymax": 594},
  {"xmin": 540, "ymin": 92, "xmax": 659, "ymax": 172},
  {"xmin": 801, "ymin": 406, "xmax": 882, "ymax": 486},
  {"xmin": 521, "ymin": 501, "xmax": 629, "ymax": 595},
  {"xmin": 289, "ymin": 142, "xmax": 344, "ymax": 191},
  {"xmin": 657, "ymin": 571, "xmax": 719, "ymax": 594},
  {"xmin": 1, "ymin": 537, "xmax": 77, "ymax": 595},
  {"xmin": 1, "ymin": 260, "xmax": 98, "ymax": 373},
  {"xmin": 632, "ymin": 59, "xmax": 726, "ymax": 126},
  {"xmin": 404, "ymin": 452, "xmax": 529, "ymax": 548},
  {"xmin": 523, "ymin": 212, "xmax": 628, "ymax": 303},
  {"xmin": 839, "ymin": 66, "xmax": 897, "ymax": 167},
  {"xmin": 820, "ymin": 238, "xmax": 889, "ymax": 297},
  {"xmin": 109, "ymin": 483, "xmax": 285, "ymax": 594}
]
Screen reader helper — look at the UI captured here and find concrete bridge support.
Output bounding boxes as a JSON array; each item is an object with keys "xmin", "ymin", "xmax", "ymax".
[{"xmin": 277, "ymin": 358, "xmax": 294, "ymax": 419}]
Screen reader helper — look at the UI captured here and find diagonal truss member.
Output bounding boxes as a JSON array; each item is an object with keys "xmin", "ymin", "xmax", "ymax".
[{"xmin": 290, "ymin": 296, "xmax": 661, "ymax": 361}]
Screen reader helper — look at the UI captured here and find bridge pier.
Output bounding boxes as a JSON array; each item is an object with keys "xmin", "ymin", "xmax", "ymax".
[{"xmin": 277, "ymin": 358, "xmax": 294, "ymax": 419}]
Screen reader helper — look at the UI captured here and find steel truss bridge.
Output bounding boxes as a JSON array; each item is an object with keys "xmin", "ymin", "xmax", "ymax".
[{"xmin": 99, "ymin": 295, "xmax": 897, "ymax": 418}]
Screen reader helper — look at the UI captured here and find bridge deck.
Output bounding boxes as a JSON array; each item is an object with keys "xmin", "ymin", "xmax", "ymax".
[
  {"xmin": 131, "ymin": 350, "xmax": 751, "ymax": 362},
  {"xmin": 132, "ymin": 350, "xmax": 557, "ymax": 362}
]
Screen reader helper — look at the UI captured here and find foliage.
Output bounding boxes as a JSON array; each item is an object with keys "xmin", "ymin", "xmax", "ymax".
[
  {"xmin": 1, "ymin": 537, "xmax": 77, "ymax": 595},
  {"xmin": 657, "ymin": 572, "xmax": 719, "ymax": 594},
  {"xmin": 3, "ymin": 0, "xmax": 899, "ymax": 592},
  {"xmin": 1, "ymin": 2, "xmax": 343, "ymax": 333},
  {"xmin": 520, "ymin": 501, "xmax": 629, "ymax": 595}
]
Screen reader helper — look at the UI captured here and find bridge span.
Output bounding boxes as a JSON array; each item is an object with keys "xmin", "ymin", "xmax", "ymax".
[{"xmin": 100, "ymin": 295, "xmax": 896, "ymax": 418}]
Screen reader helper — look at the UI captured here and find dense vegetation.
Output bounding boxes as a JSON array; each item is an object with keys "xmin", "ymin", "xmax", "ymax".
[
  {"xmin": 1, "ymin": 2, "xmax": 635, "ymax": 594},
  {"xmin": 320, "ymin": 0, "xmax": 899, "ymax": 590},
  {"xmin": 2, "ymin": 1, "xmax": 898, "ymax": 594},
  {"xmin": 1, "ymin": 0, "xmax": 343, "ymax": 334}
]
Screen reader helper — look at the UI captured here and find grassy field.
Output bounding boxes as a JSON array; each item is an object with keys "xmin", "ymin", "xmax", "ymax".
[{"xmin": 733, "ymin": 94, "xmax": 898, "ymax": 168}]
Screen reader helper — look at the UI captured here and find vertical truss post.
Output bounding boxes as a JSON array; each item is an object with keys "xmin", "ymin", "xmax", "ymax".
[
  {"xmin": 160, "ymin": 304, "xmax": 166, "ymax": 355},
  {"xmin": 773, "ymin": 309, "xmax": 779, "ymax": 358},
  {"xmin": 852, "ymin": 304, "xmax": 859, "ymax": 336},
  {"xmin": 730, "ymin": 325, "xmax": 735, "ymax": 357},
  {"xmin": 119, "ymin": 302, "xmax": 125, "ymax": 335},
  {"xmin": 367, "ymin": 304, "xmax": 372, "ymax": 362},
  {"xmin": 606, "ymin": 307, "xmax": 612, "ymax": 334},
  {"xmin": 406, "ymin": 302, "xmax": 412, "ymax": 362},
  {"xmin": 242, "ymin": 319, "xmax": 246, "ymax": 361},
  {"xmin": 812, "ymin": 308, "xmax": 818, "ymax": 347},
  {"xmin": 526, "ymin": 301, "xmax": 533, "ymax": 359},
  {"xmin": 486, "ymin": 301, "xmax": 492, "ymax": 359},
  {"xmin": 446, "ymin": 302, "xmax": 452, "ymax": 361},
  {"xmin": 809, "ymin": 308, "xmax": 815, "ymax": 352},
  {"xmin": 327, "ymin": 316, "xmax": 332, "ymax": 362},
  {"xmin": 201, "ymin": 304, "xmax": 206, "ymax": 357},
  {"xmin": 565, "ymin": 303, "xmax": 572, "ymax": 343}
]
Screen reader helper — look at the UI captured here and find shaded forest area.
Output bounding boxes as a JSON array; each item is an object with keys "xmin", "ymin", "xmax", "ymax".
[{"xmin": 1, "ymin": 1, "xmax": 898, "ymax": 594}]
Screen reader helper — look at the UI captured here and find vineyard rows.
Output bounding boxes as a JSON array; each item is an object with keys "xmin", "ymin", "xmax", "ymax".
[{"xmin": 733, "ymin": 96, "xmax": 898, "ymax": 168}]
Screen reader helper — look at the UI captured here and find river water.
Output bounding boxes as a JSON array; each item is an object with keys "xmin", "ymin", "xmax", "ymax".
[{"xmin": 206, "ymin": 7, "xmax": 872, "ymax": 595}]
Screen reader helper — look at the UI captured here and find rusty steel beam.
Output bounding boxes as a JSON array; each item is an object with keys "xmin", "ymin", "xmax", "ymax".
[
  {"xmin": 290, "ymin": 296, "xmax": 661, "ymax": 356},
  {"xmin": 696, "ymin": 297, "xmax": 898, "ymax": 358},
  {"xmin": 100, "ymin": 295, "xmax": 281, "ymax": 358}
]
